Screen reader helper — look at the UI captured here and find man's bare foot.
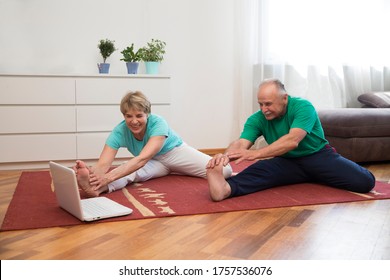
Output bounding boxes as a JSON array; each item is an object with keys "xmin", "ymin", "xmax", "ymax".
[
  {"xmin": 206, "ymin": 163, "xmax": 231, "ymax": 202},
  {"xmin": 75, "ymin": 160, "xmax": 100, "ymax": 197}
]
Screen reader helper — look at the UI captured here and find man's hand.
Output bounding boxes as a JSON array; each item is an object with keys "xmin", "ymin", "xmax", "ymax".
[{"xmin": 226, "ymin": 149, "xmax": 258, "ymax": 164}]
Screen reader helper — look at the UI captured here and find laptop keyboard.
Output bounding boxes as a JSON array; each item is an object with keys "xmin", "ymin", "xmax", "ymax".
[
  {"xmin": 82, "ymin": 199, "xmax": 108, "ymax": 216},
  {"xmin": 80, "ymin": 197, "xmax": 131, "ymax": 219}
]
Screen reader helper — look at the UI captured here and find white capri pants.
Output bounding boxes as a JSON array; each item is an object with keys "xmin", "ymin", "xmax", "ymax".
[{"xmin": 108, "ymin": 143, "xmax": 232, "ymax": 192}]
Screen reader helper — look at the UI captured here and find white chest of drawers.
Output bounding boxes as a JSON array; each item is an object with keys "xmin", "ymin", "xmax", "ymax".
[{"xmin": 0, "ymin": 74, "xmax": 171, "ymax": 169}]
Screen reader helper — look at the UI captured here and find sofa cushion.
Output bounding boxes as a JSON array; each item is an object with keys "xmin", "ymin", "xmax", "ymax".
[
  {"xmin": 325, "ymin": 136, "xmax": 390, "ymax": 163},
  {"xmin": 318, "ymin": 108, "xmax": 390, "ymax": 162},
  {"xmin": 318, "ymin": 108, "xmax": 390, "ymax": 138},
  {"xmin": 358, "ymin": 92, "xmax": 390, "ymax": 108}
]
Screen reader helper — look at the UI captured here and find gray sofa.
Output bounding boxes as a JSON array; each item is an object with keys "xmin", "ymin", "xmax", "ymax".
[{"xmin": 318, "ymin": 108, "xmax": 390, "ymax": 162}]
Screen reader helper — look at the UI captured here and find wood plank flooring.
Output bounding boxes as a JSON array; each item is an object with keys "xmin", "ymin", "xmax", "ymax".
[{"xmin": 0, "ymin": 162, "xmax": 389, "ymax": 260}]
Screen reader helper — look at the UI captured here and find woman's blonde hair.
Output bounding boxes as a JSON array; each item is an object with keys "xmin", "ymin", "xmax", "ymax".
[{"xmin": 120, "ymin": 91, "xmax": 151, "ymax": 115}]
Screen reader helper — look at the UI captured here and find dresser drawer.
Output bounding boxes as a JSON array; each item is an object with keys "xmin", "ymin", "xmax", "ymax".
[
  {"xmin": 75, "ymin": 77, "xmax": 170, "ymax": 104},
  {"xmin": 0, "ymin": 106, "xmax": 76, "ymax": 134},
  {"xmin": 0, "ymin": 134, "xmax": 77, "ymax": 162},
  {"xmin": 76, "ymin": 105, "xmax": 171, "ymax": 132},
  {"xmin": 0, "ymin": 77, "xmax": 75, "ymax": 104},
  {"xmin": 77, "ymin": 132, "xmax": 132, "ymax": 159}
]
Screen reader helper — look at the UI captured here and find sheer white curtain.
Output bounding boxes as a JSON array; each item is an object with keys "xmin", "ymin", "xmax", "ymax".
[
  {"xmin": 233, "ymin": 0, "xmax": 259, "ymax": 129},
  {"xmin": 254, "ymin": 0, "xmax": 390, "ymax": 109}
]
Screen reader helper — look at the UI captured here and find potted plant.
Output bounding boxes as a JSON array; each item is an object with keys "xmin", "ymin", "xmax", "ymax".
[
  {"xmin": 120, "ymin": 43, "xmax": 141, "ymax": 74},
  {"xmin": 97, "ymin": 39, "xmax": 116, "ymax": 74},
  {"xmin": 138, "ymin": 39, "xmax": 166, "ymax": 74}
]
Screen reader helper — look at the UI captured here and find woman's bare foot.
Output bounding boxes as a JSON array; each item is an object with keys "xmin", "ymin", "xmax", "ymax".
[
  {"xmin": 206, "ymin": 163, "xmax": 231, "ymax": 201},
  {"xmin": 75, "ymin": 160, "xmax": 100, "ymax": 197}
]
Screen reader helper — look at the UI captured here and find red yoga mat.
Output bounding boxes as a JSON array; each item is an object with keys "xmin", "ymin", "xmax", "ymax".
[{"xmin": 1, "ymin": 161, "xmax": 389, "ymax": 231}]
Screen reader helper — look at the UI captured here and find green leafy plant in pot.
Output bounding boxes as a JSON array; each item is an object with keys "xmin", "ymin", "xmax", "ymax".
[
  {"xmin": 120, "ymin": 43, "xmax": 141, "ymax": 74},
  {"xmin": 97, "ymin": 39, "xmax": 116, "ymax": 74},
  {"xmin": 138, "ymin": 39, "xmax": 166, "ymax": 74}
]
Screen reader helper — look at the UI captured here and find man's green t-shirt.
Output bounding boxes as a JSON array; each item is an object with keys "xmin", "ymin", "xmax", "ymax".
[{"xmin": 240, "ymin": 96, "xmax": 328, "ymax": 158}]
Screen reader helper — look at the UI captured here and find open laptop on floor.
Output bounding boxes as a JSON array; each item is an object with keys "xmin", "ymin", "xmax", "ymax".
[{"xmin": 49, "ymin": 161, "xmax": 132, "ymax": 221}]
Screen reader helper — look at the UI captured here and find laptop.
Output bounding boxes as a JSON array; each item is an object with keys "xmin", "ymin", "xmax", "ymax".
[{"xmin": 49, "ymin": 161, "xmax": 132, "ymax": 221}]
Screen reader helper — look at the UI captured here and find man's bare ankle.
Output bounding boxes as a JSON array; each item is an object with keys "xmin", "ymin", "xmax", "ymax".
[
  {"xmin": 209, "ymin": 182, "xmax": 231, "ymax": 202},
  {"xmin": 210, "ymin": 193, "xmax": 225, "ymax": 202}
]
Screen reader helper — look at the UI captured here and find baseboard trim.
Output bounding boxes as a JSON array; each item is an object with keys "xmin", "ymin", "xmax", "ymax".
[{"xmin": 199, "ymin": 148, "xmax": 226, "ymax": 156}]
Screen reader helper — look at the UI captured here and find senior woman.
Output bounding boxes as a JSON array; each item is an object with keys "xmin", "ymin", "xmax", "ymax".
[{"xmin": 74, "ymin": 91, "xmax": 232, "ymax": 197}]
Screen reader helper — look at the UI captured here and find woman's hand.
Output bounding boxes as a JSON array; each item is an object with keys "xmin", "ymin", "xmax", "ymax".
[
  {"xmin": 206, "ymin": 153, "xmax": 230, "ymax": 169},
  {"xmin": 89, "ymin": 171, "xmax": 111, "ymax": 191}
]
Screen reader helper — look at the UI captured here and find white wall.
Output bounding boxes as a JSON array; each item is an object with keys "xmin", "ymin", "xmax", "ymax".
[{"xmin": 0, "ymin": 0, "xmax": 240, "ymax": 149}]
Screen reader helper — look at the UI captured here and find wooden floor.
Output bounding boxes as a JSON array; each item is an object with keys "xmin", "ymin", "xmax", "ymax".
[{"xmin": 0, "ymin": 162, "xmax": 389, "ymax": 260}]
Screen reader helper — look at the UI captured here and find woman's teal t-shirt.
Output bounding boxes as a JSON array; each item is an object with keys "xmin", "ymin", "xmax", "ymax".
[
  {"xmin": 105, "ymin": 114, "xmax": 183, "ymax": 156},
  {"xmin": 240, "ymin": 96, "xmax": 328, "ymax": 158}
]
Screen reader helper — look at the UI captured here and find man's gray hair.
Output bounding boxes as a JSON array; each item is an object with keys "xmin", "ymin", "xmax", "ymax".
[{"xmin": 259, "ymin": 78, "xmax": 286, "ymax": 93}]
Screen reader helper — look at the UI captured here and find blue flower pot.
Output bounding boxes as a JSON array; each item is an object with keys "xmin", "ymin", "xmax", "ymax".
[
  {"xmin": 98, "ymin": 63, "xmax": 110, "ymax": 74},
  {"xmin": 126, "ymin": 62, "xmax": 139, "ymax": 74}
]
